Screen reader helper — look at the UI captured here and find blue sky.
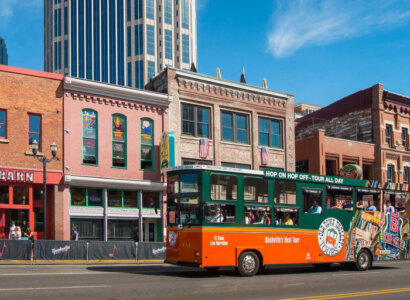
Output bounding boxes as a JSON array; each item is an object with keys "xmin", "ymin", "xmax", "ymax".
[{"xmin": 1, "ymin": 0, "xmax": 410, "ymax": 106}]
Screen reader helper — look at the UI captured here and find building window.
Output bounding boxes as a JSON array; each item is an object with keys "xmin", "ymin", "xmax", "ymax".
[
  {"xmin": 142, "ymin": 191, "xmax": 160, "ymax": 209},
  {"xmin": 70, "ymin": 187, "xmax": 103, "ymax": 207},
  {"xmin": 182, "ymin": 104, "xmax": 210, "ymax": 138},
  {"xmin": 147, "ymin": 61, "xmax": 155, "ymax": 80},
  {"xmin": 28, "ymin": 114, "xmax": 41, "ymax": 150},
  {"xmin": 385, "ymin": 124, "xmax": 393, "ymax": 147},
  {"xmin": 141, "ymin": 118, "xmax": 154, "ymax": 170},
  {"xmin": 164, "ymin": 0, "xmax": 172, "ymax": 24},
  {"xmin": 221, "ymin": 111, "xmax": 249, "ymax": 144},
  {"xmin": 325, "ymin": 159, "xmax": 337, "ymax": 176},
  {"xmin": 0, "ymin": 186, "xmax": 8, "ymax": 204},
  {"xmin": 165, "ymin": 29, "xmax": 173, "ymax": 59},
  {"xmin": 135, "ymin": 0, "xmax": 143, "ymax": 19},
  {"xmin": 182, "ymin": 34, "xmax": 189, "ymax": 63},
  {"xmin": 404, "ymin": 166, "xmax": 409, "ymax": 184},
  {"xmin": 135, "ymin": 24, "xmax": 144, "ymax": 55},
  {"xmin": 182, "ymin": 158, "xmax": 212, "ymax": 165},
  {"xmin": 402, "ymin": 128, "xmax": 409, "ymax": 149},
  {"xmin": 107, "ymin": 189, "xmax": 138, "ymax": 208},
  {"xmin": 146, "ymin": 25, "xmax": 155, "ymax": 55},
  {"xmin": 0, "ymin": 109, "xmax": 6, "ymax": 139},
  {"xmin": 127, "ymin": 26, "xmax": 131, "ymax": 57},
  {"xmin": 387, "ymin": 164, "xmax": 394, "ymax": 182},
  {"xmin": 71, "ymin": 218, "xmax": 103, "ymax": 241},
  {"xmin": 82, "ymin": 109, "xmax": 98, "ymax": 165},
  {"xmin": 296, "ymin": 160, "xmax": 309, "ymax": 173},
  {"xmin": 112, "ymin": 114, "xmax": 127, "ymax": 168},
  {"xmin": 181, "ymin": 0, "xmax": 189, "ymax": 29},
  {"xmin": 258, "ymin": 117, "xmax": 282, "ymax": 148},
  {"xmin": 146, "ymin": 0, "xmax": 154, "ymax": 19},
  {"xmin": 221, "ymin": 163, "xmax": 251, "ymax": 169}
]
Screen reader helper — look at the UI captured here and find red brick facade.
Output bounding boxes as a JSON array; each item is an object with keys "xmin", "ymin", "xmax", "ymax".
[
  {"xmin": 296, "ymin": 84, "xmax": 410, "ymax": 185},
  {"xmin": 0, "ymin": 65, "xmax": 64, "ymax": 239}
]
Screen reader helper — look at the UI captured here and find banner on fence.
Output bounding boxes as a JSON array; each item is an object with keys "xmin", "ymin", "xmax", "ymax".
[
  {"xmin": 137, "ymin": 242, "xmax": 166, "ymax": 260},
  {"xmin": 0, "ymin": 239, "xmax": 32, "ymax": 260},
  {"xmin": 88, "ymin": 241, "xmax": 136, "ymax": 260},
  {"xmin": 33, "ymin": 241, "xmax": 87, "ymax": 260}
]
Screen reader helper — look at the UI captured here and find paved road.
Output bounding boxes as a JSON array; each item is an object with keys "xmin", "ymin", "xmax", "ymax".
[{"xmin": 0, "ymin": 261, "xmax": 410, "ymax": 299}]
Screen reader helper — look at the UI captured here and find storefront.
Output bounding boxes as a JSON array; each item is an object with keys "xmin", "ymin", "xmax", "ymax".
[
  {"xmin": 0, "ymin": 168, "xmax": 63, "ymax": 240},
  {"xmin": 65, "ymin": 175, "xmax": 166, "ymax": 241}
]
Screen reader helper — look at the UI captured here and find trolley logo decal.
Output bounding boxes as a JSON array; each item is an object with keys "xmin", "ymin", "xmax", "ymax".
[
  {"xmin": 168, "ymin": 231, "xmax": 177, "ymax": 247},
  {"xmin": 318, "ymin": 218, "xmax": 345, "ymax": 257}
]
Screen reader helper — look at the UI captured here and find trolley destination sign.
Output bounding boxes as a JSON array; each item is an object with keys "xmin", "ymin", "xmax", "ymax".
[{"xmin": 263, "ymin": 169, "xmax": 366, "ymax": 187}]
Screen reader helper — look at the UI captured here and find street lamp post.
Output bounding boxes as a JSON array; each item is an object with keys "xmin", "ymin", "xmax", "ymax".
[{"xmin": 31, "ymin": 140, "xmax": 57, "ymax": 240}]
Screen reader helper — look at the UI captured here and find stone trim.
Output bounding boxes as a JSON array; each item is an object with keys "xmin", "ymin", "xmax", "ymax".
[{"xmin": 176, "ymin": 77, "xmax": 288, "ymax": 109}]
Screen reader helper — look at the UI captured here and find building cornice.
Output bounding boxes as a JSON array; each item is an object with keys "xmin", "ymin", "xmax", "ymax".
[
  {"xmin": 176, "ymin": 76, "xmax": 289, "ymax": 109},
  {"xmin": 173, "ymin": 69, "xmax": 291, "ymax": 100},
  {"xmin": 64, "ymin": 77, "xmax": 172, "ymax": 107}
]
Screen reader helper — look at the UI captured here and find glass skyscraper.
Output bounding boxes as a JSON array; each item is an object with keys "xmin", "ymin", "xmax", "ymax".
[
  {"xmin": 44, "ymin": 0, "xmax": 197, "ymax": 88},
  {"xmin": 0, "ymin": 37, "xmax": 8, "ymax": 65}
]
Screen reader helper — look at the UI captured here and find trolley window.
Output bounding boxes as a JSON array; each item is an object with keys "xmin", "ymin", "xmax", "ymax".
[
  {"xmin": 274, "ymin": 207, "xmax": 299, "ymax": 226},
  {"xmin": 326, "ymin": 186, "xmax": 353, "ymax": 211},
  {"xmin": 244, "ymin": 177, "xmax": 269, "ymax": 203},
  {"xmin": 244, "ymin": 206, "xmax": 272, "ymax": 225},
  {"xmin": 303, "ymin": 188, "xmax": 323, "ymax": 214},
  {"xmin": 274, "ymin": 180, "xmax": 296, "ymax": 204},
  {"xmin": 205, "ymin": 204, "xmax": 236, "ymax": 223},
  {"xmin": 210, "ymin": 174, "xmax": 237, "ymax": 201}
]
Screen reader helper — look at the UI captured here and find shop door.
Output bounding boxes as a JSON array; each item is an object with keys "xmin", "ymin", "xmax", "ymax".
[{"xmin": 143, "ymin": 220, "xmax": 157, "ymax": 242}]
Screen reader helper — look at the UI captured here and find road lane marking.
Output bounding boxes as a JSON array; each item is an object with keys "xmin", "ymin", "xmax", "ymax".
[
  {"xmin": 282, "ymin": 287, "xmax": 410, "ymax": 300},
  {"xmin": 0, "ymin": 272, "xmax": 115, "ymax": 276},
  {"xmin": 332, "ymin": 271, "xmax": 381, "ymax": 276},
  {"xmin": 284, "ymin": 283, "xmax": 304, "ymax": 287},
  {"xmin": 0, "ymin": 285, "xmax": 110, "ymax": 292}
]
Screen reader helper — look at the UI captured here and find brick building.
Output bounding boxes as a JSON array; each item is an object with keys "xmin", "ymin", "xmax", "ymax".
[
  {"xmin": 147, "ymin": 67, "xmax": 295, "ymax": 171},
  {"xmin": 296, "ymin": 84, "xmax": 410, "ymax": 185},
  {"xmin": 0, "ymin": 65, "xmax": 64, "ymax": 240},
  {"xmin": 62, "ymin": 77, "xmax": 170, "ymax": 241}
]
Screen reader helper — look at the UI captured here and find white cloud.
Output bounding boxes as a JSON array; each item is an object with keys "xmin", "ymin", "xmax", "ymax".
[
  {"xmin": 0, "ymin": 0, "xmax": 41, "ymax": 18},
  {"xmin": 196, "ymin": 0, "xmax": 209, "ymax": 11},
  {"xmin": 267, "ymin": 0, "xmax": 410, "ymax": 58}
]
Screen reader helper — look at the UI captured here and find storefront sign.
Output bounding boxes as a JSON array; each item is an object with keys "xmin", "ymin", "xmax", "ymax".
[
  {"xmin": 264, "ymin": 169, "xmax": 367, "ymax": 187},
  {"xmin": 340, "ymin": 164, "xmax": 362, "ymax": 179},
  {"xmin": 160, "ymin": 131, "xmax": 175, "ymax": 173},
  {"xmin": 0, "ymin": 169, "xmax": 34, "ymax": 183}
]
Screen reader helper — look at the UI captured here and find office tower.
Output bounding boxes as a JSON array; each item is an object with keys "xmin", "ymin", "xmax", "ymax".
[
  {"xmin": 0, "ymin": 37, "xmax": 8, "ymax": 65},
  {"xmin": 44, "ymin": 0, "xmax": 197, "ymax": 88}
]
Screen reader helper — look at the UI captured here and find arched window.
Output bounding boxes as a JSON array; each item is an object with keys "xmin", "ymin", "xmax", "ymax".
[
  {"xmin": 112, "ymin": 114, "xmax": 127, "ymax": 168},
  {"xmin": 140, "ymin": 118, "xmax": 154, "ymax": 170},
  {"xmin": 82, "ymin": 109, "xmax": 98, "ymax": 165}
]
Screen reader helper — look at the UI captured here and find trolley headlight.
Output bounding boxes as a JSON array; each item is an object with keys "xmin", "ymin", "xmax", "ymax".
[{"xmin": 195, "ymin": 251, "xmax": 200, "ymax": 257}]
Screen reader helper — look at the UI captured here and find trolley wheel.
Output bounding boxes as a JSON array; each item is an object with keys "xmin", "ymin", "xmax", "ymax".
[
  {"xmin": 237, "ymin": 251, "xmax": 260, "ymax": 277},
  {"xmin": 355, "ymin": 250, "xmax": 372, "ymax": 271}
]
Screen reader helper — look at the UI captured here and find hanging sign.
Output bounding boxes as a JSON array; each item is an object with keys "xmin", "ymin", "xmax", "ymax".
[
  {"xmin": 340, "ymin": 164, "xmax": 362, "ymax": 179},
  {"xmin": 160, "ymin": 132, "xmax": 175, "ymax": 173}
]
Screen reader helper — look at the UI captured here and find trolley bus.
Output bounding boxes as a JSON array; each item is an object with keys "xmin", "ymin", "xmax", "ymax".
[{"xmin": 165, "ymin": 166, "xmax": 410, "ymax": 276}]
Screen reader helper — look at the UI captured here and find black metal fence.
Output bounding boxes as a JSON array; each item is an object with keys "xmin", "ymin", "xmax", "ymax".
[{"xmin": 0, "ymin": 239, "xmax": 166, "ymax": 263}]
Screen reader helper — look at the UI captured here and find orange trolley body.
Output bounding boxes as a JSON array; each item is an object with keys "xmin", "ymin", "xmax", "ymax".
[{"xmin": 165, "ymin": 166, "xmax": 410, "ymax": 275}]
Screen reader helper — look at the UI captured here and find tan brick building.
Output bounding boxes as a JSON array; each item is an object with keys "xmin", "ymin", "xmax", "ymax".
[
  {"xmin": 296, "ymin": 84, "xmax": 410, "ymax": 185},
  {"xmin": 147, "ymin": 68, "xmax": 295, "ymax": 171},
  {"xmin": 0, "ymin": 65, "xmax": 64, "ymax": 240}
]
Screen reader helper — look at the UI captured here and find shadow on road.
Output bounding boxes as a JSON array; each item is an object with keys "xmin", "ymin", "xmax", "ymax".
[{"xmin": 87, "ymin": 263, "xmax": 397, "ymax": 278}]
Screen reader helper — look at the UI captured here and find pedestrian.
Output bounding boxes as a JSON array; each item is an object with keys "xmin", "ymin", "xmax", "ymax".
[
  {"xmin": 24, "ymin": 226, "xmax": 35, "ymax": 243},
  {"xmin": 14, "ymin": 226, "xmax": 22, "ymax": 240},
  {"xmin": 9, "ymin": 224, "xmax": 16, "ymax": 239},
  {"xmin": 71, "ymin": 226, "xmax": 79, "ymax": 241}
]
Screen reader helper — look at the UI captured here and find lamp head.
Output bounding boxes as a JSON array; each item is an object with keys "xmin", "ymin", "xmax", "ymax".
[
  {"xmin": 50, "ymin": 142, "xmax": 57, "ymax": 158},
  {"xmin": 31, "ymin": 140, "xmax": 39, "ymax": 156}
]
